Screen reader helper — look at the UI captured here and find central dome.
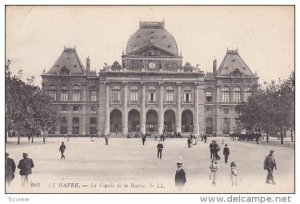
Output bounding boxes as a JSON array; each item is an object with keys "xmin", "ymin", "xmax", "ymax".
[{"xmin": 126, "ymin": 21, "xmax": 178, "ymax": 55}]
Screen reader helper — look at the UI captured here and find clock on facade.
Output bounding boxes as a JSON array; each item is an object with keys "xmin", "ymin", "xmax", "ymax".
[{"xmin": 148, "ymin": 62, "xmax": 156, "ymax": 69}]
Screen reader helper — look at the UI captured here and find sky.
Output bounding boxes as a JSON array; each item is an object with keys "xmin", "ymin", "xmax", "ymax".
[{"xmin": 6, "ymin": 6, "xmax": 294, "ymax": 86}]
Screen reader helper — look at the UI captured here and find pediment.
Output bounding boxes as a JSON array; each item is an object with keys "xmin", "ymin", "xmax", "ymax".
[{"xmin": 129, "ymin": 46, "xmax": 178, "ymax": 57}]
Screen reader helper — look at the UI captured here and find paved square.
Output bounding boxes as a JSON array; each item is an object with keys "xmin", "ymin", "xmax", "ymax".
[{"xmin": 6, "ymin": 137, "xmax": 294, "ymax": 193}]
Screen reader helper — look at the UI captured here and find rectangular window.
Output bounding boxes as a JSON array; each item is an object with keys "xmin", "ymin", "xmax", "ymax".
[
  {"xmin": 206, "ymin": 118, "xmax": 213, "ymax": 134},
  {"xmin": 90, "ymin": 127, "xmax": 97, "ymax": 135},
  {"xmin": 223, "ymin": 108, "xmax": 229, "ymax": 114},
  {"xmin": 48, "ymin": 126, "xmax": 55, "ymax": 134},
  {"xmin": 73, "ymin": 106, "xmax": 79, "ymax": 113},
  {"xmin": 130, "ymin": 92, "xmax": 138, "ymax": 102},
  {"xmin": 184, "ymin": 92, "xmax": 191, "ymax": 102},
  {"xmin": 112, "ymin": 90, "xmax": 120, "ymax": 101},
  {"xmin": 222, "ymin": 93, "xmax": 230, "ymax": 103},
  {"xmin": 234, "ymin": 92, "xmax": 241, "ymax": 103},
  {"xmin": 149, "ymin": 92, "xmax": 156, "ymax": 102},
  {"xmin": 60, "ymin": 117, "xmax": 67, "ymax": 124},
  {"xmin": 72, "ymin": 127, "xmax": 79, "ymax": 135},
  {"xmin": 72, "ymin": 117, "xmax": 79, "ymax": 125},
  {"xmin": 223, "ymin": 118, "xmax": 230, "ymax": 134},
  {"xmin": 61, "ymin": 91, "xmax": 68, "ymax": 102},
  {"xmin": 49, "ymin": 91, "xmax": 56, "ymax": 101},
  {"xmin": 60, "ymin": 127, "xmax": 67, "ymax": 134},
  {"xmin": 206, "ymin": 92, "xmax": 212, "ymax": 102},
  {"xmin": 91, "ymin": 91, "xmax": 97, "ymax": 101},
  {"xmin": 61, "ymin": 105, "xmax": 68, "ymax": 113},
  {"xmin": 206, "ymin": 107, "xmax": 212, "ymax": 114},
  {"xmin": 73, "ymin": 92, "xmax": 80, "ymax": 102},
  {"xmin": 91, "ymin": 105, "xmax": 97, "ymax": 113},
  {"xmin": 166, "ymin": 91, "xmax": 174, "ymax": 102}
]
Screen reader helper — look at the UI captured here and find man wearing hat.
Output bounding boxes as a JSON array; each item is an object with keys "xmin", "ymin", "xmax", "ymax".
[
  {"xmin": 157, "ymin": 140, "xmax": 164, "ymax": 159},
  {"xmin": 59, "ymin": 142, "xmax": 66, "ymax": 159},
  {"xmin": 17, "ymin": 153, "xmax": 34, "ymax": 186},
  {"xmin": 5, "ymin": 152, "xmax": 16, "ymax": 185},
  {"xmin": 175, "ymin": 160, "xmax": 186, "ymax": 187},
  {"xmin": 264, "ymin": 150, "xmax": 277, "ymax": 184}
]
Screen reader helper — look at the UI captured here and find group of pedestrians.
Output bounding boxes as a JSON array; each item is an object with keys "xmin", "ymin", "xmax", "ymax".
[{"xmin": 5, "ymin": 152, "xmax": 34, "ymax": 186}]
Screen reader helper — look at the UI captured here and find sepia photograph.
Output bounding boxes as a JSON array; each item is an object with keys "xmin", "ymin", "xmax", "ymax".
[{"xmin": 4, "ymin": 5, "xmax": 295, "ymax": 195}]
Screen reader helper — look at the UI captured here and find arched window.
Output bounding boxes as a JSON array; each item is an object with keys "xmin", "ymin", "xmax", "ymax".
[
  {"xmin": 112, "ymin": 85, "xmax": 120, "ymax": 102},
  {"xmin": 233, "ymin": 87, "xmax": 242, "ymax": 103},
  {"xmin": 222, "ymin": 87, "xmax": 230, "ymax": 102},
  {"xmin": 148, "ymin": 86, "xmax": 156, "ymax": 102},
  {"xmin": 245, "ymin": 87, "xmax": 252, "ymax": 101},
  {"xmin": 166, "ymin": 86, "xmax": 174, "ymax": 102},
  {"xmin": 130, "ymin": 85, "xmax": 138, "ymax": 102},
  {"xmin": 183, "ymin": 86, "xmax": 192, "ymax": 102},
  {"xmin": 61, "ymin": 85, "xmax": 68, "ymax": 102},
  {"xmin": 49, "ymin": 85, "xmax": 56, "ymax": 101},
  {"xmin": 72, "ymin": 85, "xmax": 80, "ymax": 102}
]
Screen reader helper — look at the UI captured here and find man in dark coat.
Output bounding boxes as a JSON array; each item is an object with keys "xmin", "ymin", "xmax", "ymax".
[
  {"xmin": 187, "ymin": 138, "xmax": 192, "ymax": 148},
  {"xmin": 223, "ymin": 144, "xmax": 230, "ymax": 163},
  {"xmin": 214, "ymin": 141, "xmax": 221, "ymax": 160},
  {"xmin": 209, "ymin": 141, "xmax": 215, "ymax": 159},
  {"xmin": 18, "ymin": 153, "xmax": 34, "ymax": 186},
  {"xmin": 59, "ymin": 142, "xmax": 66, "ymax": 159},
  {"xmin": 142, "ymin": 135, "xmax": 146, "ymax": 145},
  {"xmin": 105, "ymin": 136, "xmax": 109, "ymax": 145},
  {"xmin": 175, "ymin": 161, "xmax": 186, "ymax": 188},
  {"xmin": 157, "ymin": 141, "xmax": 164, "ymax": 159},
  {"xmin": 264, "ymin": 150, "xmax": 277, "ymax": 184},
  {"xmin": 5, "ymin": 152, "xmax": 16, "ymax": 185}
]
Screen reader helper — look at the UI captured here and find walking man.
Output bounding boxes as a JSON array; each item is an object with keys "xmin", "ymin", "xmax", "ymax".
[
  {"xmin": 264, "ymin": 150, "xmax": 277, "ymax": 184},
  {"xmin": 175, "ymin": 161, "xmax": 186, "ymax": 188},
  {"xmin": 5, "ymin": 152, "xmax": 16, "ymax": 185},
  {"xmin": 157, "ymin": 141, "xmax": 164, "ymax": 159},
  {"xmin": 105, "ymin": 136, "xmax": 109, "ymax": 145},
  {"xmin": 59, "ymin": 142, "xmax": 66, "ymax": 159},
  {"xmin": 17, "ymin": 153, "xmax": 34, "ymax": 186},
  {"xmin": 209, "ymin": 141, "xmax": 214, "ymax": 159},
  {"xmin": 223, "ymin": 144, "xmax": 230, "ymax": 163},
  {"xmin": 142, "ymin": 135, "xmax": 146, "ymax": 145},
  {"xmin": 187, "ymin": 138, "xmax": 192, "ymax": 148}
]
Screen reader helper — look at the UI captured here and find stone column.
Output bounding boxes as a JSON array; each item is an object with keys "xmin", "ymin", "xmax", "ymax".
[
  {"xmin": 122, "ymin": 82, "xmax": 128, "ymax": 135},
  {"xmin": 194, "ymin": 83, "xmax": 199, "ymax": 136},
  {"xmin": 67, "ymin": 113, "xmax": 72, "ymax": 135},
  {"xmin": 104, "ymin": 82, "xmax": 110, "ymax": 135},
  {"xmin": 176, "ymin": 83, "xmax": 182, "ymax": 133},
  {"xmin": 158, "ymin": 82, "xmax": 164, "ymax": 134},
  {"xmin": 140, "ymin": 83, "xmax": 146, "ymax": 134},
  {"xmin": 81, "ymin": 84, "xmax": 86, "ymax": 136}
]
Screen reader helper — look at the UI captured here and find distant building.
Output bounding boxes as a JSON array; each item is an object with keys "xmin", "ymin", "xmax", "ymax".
[{"xmin": 41, "ymin": 21, "xmax": 258, "ymax": 137}]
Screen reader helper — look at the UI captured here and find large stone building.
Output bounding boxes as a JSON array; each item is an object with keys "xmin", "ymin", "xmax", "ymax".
[{"xmin": 41, "ymin": 21, "xmax": 258, "ymax": 137}]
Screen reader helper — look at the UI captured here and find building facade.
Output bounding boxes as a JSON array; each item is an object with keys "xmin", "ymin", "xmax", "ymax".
[{"xmin": 41, "ymin": 21, "xmax": 258, "ymax": 137}]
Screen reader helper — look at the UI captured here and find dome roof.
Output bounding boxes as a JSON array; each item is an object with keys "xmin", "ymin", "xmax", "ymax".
[{"xmin": 126, "ymin": 21, "xmax": 178, "ymax": 56}]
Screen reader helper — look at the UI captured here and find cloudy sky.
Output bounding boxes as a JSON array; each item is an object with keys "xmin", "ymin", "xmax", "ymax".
[{"xmin": 6, "ymin": 6, "xmax": 294, "ymax": 86}]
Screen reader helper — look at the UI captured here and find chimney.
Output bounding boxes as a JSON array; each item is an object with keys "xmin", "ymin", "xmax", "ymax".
[
  {"xmin": 213, "ymin": 59, "xmax": 217, "ymax": 76},
  {"xmin": 86, "ymin": 57, "xmax": 90, "ymax": 72}
]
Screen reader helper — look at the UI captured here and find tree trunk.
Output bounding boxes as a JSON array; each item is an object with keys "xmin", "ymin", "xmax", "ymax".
[
  {"xmin": 31, "ymin": 130, "xmax": 34, "ymax": 143},
  {"xmin": 17, "ymin": 132, "xmax": 20, "ymax": 145},
  {"xmin": 280, "ymin": 128, "xmax": 284, "ymax": 145},
  {"xmin": 291, "ymin": 128, "xmax": 294, "ymax": 142},
  {"xmin": 43, "ymin": 130, "xmax": 46, "ymax": 144},
  {"xmin": 266, "ymin": 132, "xmax": 269, "ymax": 143}
]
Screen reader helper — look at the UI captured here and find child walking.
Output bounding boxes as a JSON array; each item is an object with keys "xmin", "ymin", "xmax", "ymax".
[
  {"xmin": 230, "ymin": 162, "xmax": 238, "ymax": 186},
  {"xmin": 209, "ymin": 159, "xmax": 219, "ymax": 186}
]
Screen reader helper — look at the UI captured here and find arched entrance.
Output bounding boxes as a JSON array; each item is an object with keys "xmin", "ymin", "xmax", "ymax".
[
  {"xmin": 164, "ymin": 110, "xmax": 176, "ymax": 132},
  {"xmin": 128, "ymin": 109, "xmax": 140, "ymax": 132},
  {"xmin": 146, "ymin": 110, "xmax": 158, "ymax": 133},
  {"xmin": 110, "ymin": 109, "xmax": 122, "ymax": 133},
  {"xmin": 182, "ymin": 110, "xmax": 193, "ymax": 132}
]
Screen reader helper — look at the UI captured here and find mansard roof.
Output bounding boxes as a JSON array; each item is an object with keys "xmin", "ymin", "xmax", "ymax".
[
  {"xmin": 47, "ymin": 47, "xmax": 85, "ymax": 75},
  {"xmin": 217, "ymin": 49, "xmax": 255, "ymax": 77}
]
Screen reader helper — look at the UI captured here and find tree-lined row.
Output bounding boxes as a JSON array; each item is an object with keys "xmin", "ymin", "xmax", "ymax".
[
  {"xmin": 5, "ymin": 60, "xmax": 59, "ymax": 144},
  {"xmin": 236, "ymin": 72, "xmax": 295, "ymax": 144}
]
